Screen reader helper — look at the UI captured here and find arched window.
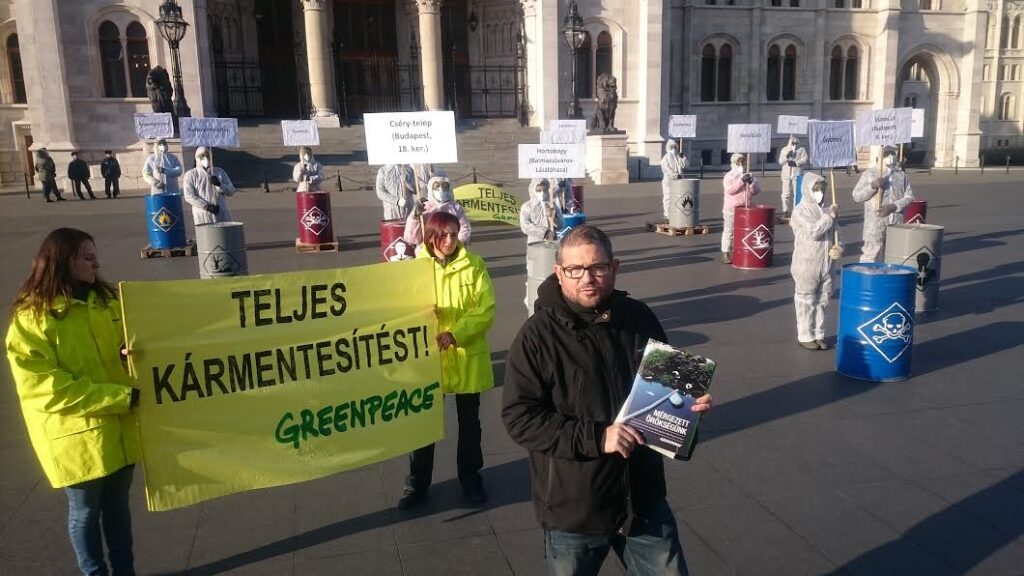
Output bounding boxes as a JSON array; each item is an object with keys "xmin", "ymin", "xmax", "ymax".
[
  {"xmin": 829, "ymin": 46, "xmax": 843, "ymax": 100},
  {"xmin": 782, "ymin": 44, "xmax": 797, "ymax": 100},
  {"xmin": 717, "ymin": 44, "xmax": 732, "ymax": 101},
  {"xmin": 771, "ymin": 0, "xmax": 782, "ymax": 7},
  {"xmin": 699, "ymin": 43, "xmax": 732, "ymax": 102},
  {"xmin": 766, "ymin": 44, "xmax": 781, "ymax": 100},
  {"xmin": 99, "ymin": 21, "xmax": 127, "ymax": 97},
  {"xmin": 701, "ymin": 44, "xmax": 716, "ymax": 101},
  {"xmin": 1013, "ymin": 16, "xmax": 1022, "ymax": 49},
  {"xmin": 6, "ymin": 34, "xmax": 25, "ymax": 104},
  {"xmin": 843, "ymin": 45, "xmax": 858, "ymax": 100},
  {"xmin": 576, "ymin": 32, "xmax": 592, "ymax": 99},
  {"xmin": 595, "ymin": 32, "xmax": 612, "ymax": 80},
  {"xmin": 125, "ymin": 22, "xmax": 151, "ymax": 98},
  {"xmin": 1000, "ymin": 93, "xmax": 1017, "ymax": 120},
  {"xmin": 1002, "ymin": 16, "xmax": 1011, "ymax": 49}
]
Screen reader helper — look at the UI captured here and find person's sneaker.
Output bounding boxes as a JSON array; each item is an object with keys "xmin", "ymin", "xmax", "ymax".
[
  {"xmin": 799, "ymin": 340, "xmax": 819, "ymax": 351},
  {"xmin": 816, "ymin": 339, "xmax": 830, "ymax": 350},
  {"xmin": 397, "ymin": 487, "xmax": 428, "ymax": 511},
  {"xmin": 56, "ymin": 197, "xmax": 66, "ymax": 201},
  {"xmin": 721, "ymin": 251, "xmax": 732, "ymax": 264},
  {"xmin": 463, "ymin": 483, "xmax": 488, "ymax": 507}
]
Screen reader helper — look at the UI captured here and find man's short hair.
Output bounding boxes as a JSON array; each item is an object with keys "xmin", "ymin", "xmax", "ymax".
[
  {"xmin": 557, "ymin": 225, "xmax": 614, "ymax": 264},
  {"xmin": 104, "ymin": 150, "xmax": 113, "ymax": 155}
]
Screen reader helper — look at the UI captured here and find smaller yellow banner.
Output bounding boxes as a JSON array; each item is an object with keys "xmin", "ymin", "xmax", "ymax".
[{"xmin": 454, "ymin": 183, "xmax": 521, "ymax": 225}]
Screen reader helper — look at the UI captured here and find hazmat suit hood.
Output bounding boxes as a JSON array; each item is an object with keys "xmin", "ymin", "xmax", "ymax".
[
  {"xmin": 788, "ymin": 135, "xmax": 799, "ymax": 147},
  {"xmin": 799, "ymin": 172, "xmax": 826, "ymax": 206},
  {"xmin": 730, "ymin": 153, "xmax": 746, "ymax": 173},
  {"xmin": 299, "ymin": 146, "xmax": 314, "ymax": 162},
  {"xmin": 529, "ymin": 178, "xmax": 551, "ymax": 202},
  {"xmin": 666, "ymin": 140, "xmax": 678, "ymax": 153},
  {"xmin": 195, "ymin": 146, "xmax": 212, "ymax": 170},
  {"xmin": 427, "ymin": 176, "xmax": 453, "ymax": 203}
]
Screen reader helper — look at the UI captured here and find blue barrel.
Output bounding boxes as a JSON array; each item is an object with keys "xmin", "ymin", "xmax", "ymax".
[
  {"xmin": 558, "ymin": 212, "xmax": 587, "ymax": 239},
  {"xmin": 794, "ymin": 173, "xmax": 804, "ymax": 207},
  {"xmin": 836, "ymin": 263, "xmax": 917, "ymax": 382},
  {"xmin": 145, "ymin": 194, "xmax": 187, "ymax": 249}
]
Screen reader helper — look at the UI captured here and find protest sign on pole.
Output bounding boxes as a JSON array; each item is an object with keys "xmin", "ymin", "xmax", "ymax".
[
  {"xmin": 518, "ymin": 144, "xmax": 587, "ymax": 178},
  {"xmin": 179, "ymin": 117, "xmax": 240, "ymax": 148},
  {"xmin": 121, "ymin": 261, "xmax": 443, "ymax": 511},
  {"xmin": 667, "ymin": 115, "xmax": 697, "ymax": 139},
  {"xmin": 911, "ymin": 108, "xmax": 925, "ymax": 139},
  {"xmin": 726, "ymin": 124, "xmax": 772, "ymax": 153},
  {"xmin": 549, "ymin": 119, "xmax": 588, "ymax": 133},
  {"xmin": 364, "ymin": 111, "xmax": 458, "ymax": 165},
  {"xmin": 854, "ymin": 108, "xmax": 913, "ymax": 147},
  {"xmin": 807, "ymin": 120, "xmax": 857, "ymax": 168},
  {"xmin": 281, "ymin": 120, "xmax": 321, "ymax": 147},
  {"xmin": 776, "ymin": 115, "xmax": 809, "ymax": 135},
  {"xmin": 540, "ymin": 128, "xmax": 587, "ymax": 144},
  {"xmin": 134, "ymin": 113, "xmax": 175, "ymax": 140},
  {"xmin": 454, "ymin": 183, "xmax": 520, "ymax": 225}
]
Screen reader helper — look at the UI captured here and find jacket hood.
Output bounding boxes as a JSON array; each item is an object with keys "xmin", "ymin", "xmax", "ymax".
[{"xmin": 799, "ymin": 172, "xmax": 825, "ymax": 205}]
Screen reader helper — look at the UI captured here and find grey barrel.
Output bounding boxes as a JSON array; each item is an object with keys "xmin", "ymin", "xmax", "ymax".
[
  {"xmin": 884, "ymin": 223, "xmax": 943, "ymax": 312},
  {"xmin": 525, "ymin": 241, "xmax": 559, "ymax": 316},
  {"xmin": 668, "ymin": 179, "xmax": 700, "ymax": 228},
  {"xmin": 196, "ymin": 221, "xmax": 249, "ymax": 279}
]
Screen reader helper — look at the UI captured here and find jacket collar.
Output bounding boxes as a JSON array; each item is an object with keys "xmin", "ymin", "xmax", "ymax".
[{"xmin": 535, "ymin": 274, "xmax": 626, "ymax": 330}]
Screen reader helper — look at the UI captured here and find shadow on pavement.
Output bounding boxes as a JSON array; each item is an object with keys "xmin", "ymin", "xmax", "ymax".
[{"xmin": 912, "ymin": 321, "xmax": 1024, "ymax": 377}]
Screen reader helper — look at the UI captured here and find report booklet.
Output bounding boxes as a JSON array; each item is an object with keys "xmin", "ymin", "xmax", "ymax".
[{"xmin": 615, "ymin": 339, "xmax": 716, "ymax": 460}]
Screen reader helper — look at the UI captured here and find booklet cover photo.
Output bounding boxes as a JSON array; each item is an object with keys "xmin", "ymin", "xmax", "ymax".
[{"xmin": 614, "ymin": 339, "xmax": 716, "ymax": 460}]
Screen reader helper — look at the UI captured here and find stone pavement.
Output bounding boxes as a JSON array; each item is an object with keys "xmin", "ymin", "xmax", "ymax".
[{"xmin": 0, "ymin": 171, "xmax": 1021, "ymax": 575}]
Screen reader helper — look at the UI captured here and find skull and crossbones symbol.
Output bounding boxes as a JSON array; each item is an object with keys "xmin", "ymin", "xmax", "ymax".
[{"xmin": 872, "ymin": 312, "xmax": 911, "ymax": 344}]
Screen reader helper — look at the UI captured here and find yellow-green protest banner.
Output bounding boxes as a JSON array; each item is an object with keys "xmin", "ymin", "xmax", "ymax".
[
  {"xmin": 120, "ymin": 260, "xmax": 442, "ymax": 511},
  {"xmin": 454, "ymin": 183, "xmax": 520, "ymax": 225}
]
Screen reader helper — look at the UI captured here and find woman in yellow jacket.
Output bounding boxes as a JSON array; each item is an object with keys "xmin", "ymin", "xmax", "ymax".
[
  {"xmin": 6, "ymin": 228, "xmax": 140, "ymax": 576},
  {"xmin": 400, "ymin": 211, "xmax": 496, "ymax": 510}
]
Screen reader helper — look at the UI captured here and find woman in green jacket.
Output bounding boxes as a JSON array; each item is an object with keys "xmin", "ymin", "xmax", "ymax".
[
  {"xmin": 6, "ymin": 228, "xmax": 140, "ymax": 576},
  {"xmin": 400, "ymin": 211, "xmax": 496, "ymax": 510}
]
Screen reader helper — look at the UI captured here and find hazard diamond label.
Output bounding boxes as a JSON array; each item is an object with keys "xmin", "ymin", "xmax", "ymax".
[
  {"xmin": 740, "ymin": 224, "xmax": 773, "ymax": 260},
  {"xmin": 151, "ymin": 207, "xmax": 178, "ymax": 232}
]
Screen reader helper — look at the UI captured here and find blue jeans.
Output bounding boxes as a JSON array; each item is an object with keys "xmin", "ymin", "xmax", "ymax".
[
  {"xmin": 64, "ymin": 465, "xmax": 135, "ymax": 576},
  {"xmin": 545, "ymin": 499, "xmax": 688, "ymax": 576}
]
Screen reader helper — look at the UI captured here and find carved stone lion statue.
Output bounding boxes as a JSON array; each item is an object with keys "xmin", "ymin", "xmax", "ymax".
[
  {"xmin": 146, "ymin": 66, "xmax": 174, "ymax": 114},
  {"xmin": 590, "ymin": 73, "xmax": 619, "ymax": 133}
]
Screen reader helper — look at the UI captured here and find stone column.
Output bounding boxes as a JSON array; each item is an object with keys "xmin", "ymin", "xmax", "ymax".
[
  {"xmin": 634, "ymin": 0, "xmax": 667, "ymax": 164},
  {"xmin": 811, "ymin": 0, "xmax": 826, "ymax": 119},
  {"xmin": 953, "ymin": 0, "xmax": 987, "ymax": 167},
  {"xmin": 15, "ymin": 0, "xmax": 75, "ymax": 151},
  {"xmin": 302, "ymin": 0, "xmax": 340, "ymax": 126},
  {"xmin": 415, "ymin": 0, "xmax": 445, "ymax": 111},
  {"xmin": 870, "ymin": 0, "xmax": 901, "ymax": 163},
  {"xmin": 522, "ymin": 0, "xmax": 558, "ymax": 128},
  {"xmin": 747, "ymin": 4, "xmax": 762, "ymax": 122}
]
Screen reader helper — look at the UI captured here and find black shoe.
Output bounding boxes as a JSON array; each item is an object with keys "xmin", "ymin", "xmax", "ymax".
[
  {"xmin": 56, "ymin": 197, "xmax": 66, "ymax": 201},
  {"xmin": 45, "ymin": 198, "xmax": 54, "ymax": 203},
  {"xmin": 397, "ymin": 487, "xmax": 428, "ymax": 511},
  {"xmin": 463, "ymin": 483, "xmax": 488, "ymax": 507},
  {"xmin": 799, "ymin": 341, "xmax": 819, "ymax": 351},
  {"xmin": 816, "ymin": 339, "xmax": 830, "ymax": 350}
]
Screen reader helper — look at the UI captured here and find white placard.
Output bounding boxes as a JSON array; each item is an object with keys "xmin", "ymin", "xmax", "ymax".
[
  {"xmin": 179, "ymin": 117, "xmax": 240, "ymax": 148},
  {"xmin": 727, "ymin": 124, "xmax": 772, "ymax": 153},
  {"xmin": 854, "ymin": 108, "xmax": 913, "ymax": 147},
  {"xmin": 540, "ymin": 128, "xmax": 587, "ymax": 144},
  {"xmin": 134, "ymin": 113, "xmax": 174, "ymax": 140},
  {"xmin": 364, "ymin": 111, "xmax": 458, "ymax": 165},
  {"xmin": 549, "ymin": 119, "xmax": 588, "ymax": 133},
  {"xmin": 667, "ymin": 115, "xmax": 697, "ymax": 138},
  {"xmin": 911, "ymin": 108, "xmax": 925, "ymax": 139},
  {"xmin": 281, "ymin": 120, "xmax": 321, "ymax": 147},
  {"xmin": 517, "ymin": 144, "xmax": 586, "ymax": 178},
  {"xmin": 807, "ymin": 120, "xmax": 857, "ymax": 168},
  {"xmin": 777, "ymin": 115, "xmax": 809, "ymax": 135}
]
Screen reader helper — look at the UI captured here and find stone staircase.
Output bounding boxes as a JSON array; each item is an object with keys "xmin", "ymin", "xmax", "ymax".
[{"xmin": 215, "ymin": 118, "xmax": 556, "ymax": 193}]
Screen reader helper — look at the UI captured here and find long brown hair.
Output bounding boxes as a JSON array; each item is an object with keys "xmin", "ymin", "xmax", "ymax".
[{"xmin": 11, "ymin": 228, "xmax": 116, "ymax": 320}]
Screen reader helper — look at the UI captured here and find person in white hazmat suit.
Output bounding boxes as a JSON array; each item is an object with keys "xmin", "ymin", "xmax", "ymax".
[
  {"xmin": 142, "ymin": 138, "xmax": 184, "ymax": 195},
  {"xmin": 292, "ymin": 146, "xmax": 324, "ymax": 192},
  {"xmin": 660, "ymin": 140, "xmax": 688, "ymax": 220},
  {"xmin": 852, "ymin": 146, "xmax": 915, "ymax": 263},
  {"xmin": 375, "ymin": 164, "xmax": 416, "ymax": 221},
  {"xmin": 403, "ymin": 176, "xmax": 472, "ymax": 245},
  {"xmin": 790, "ymin": 172, "xmax": 841, "ymax": 351},
  {"xmin": 520, "ymin": 178, "xmax": 564, "ymax": 244},
  {"xmin": 777, "ymin": 135, "xmax": 809, "ymax": 222},
  {"xmin": 183, "ymin": 147, "xmax": 237, "ymax": 226}
]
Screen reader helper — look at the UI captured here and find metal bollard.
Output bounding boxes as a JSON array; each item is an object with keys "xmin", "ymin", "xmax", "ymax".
[
  {"xmin": 980, "ymin": 155, "xmax": 985, "ymax": 175},
  {"xmin": 472, "ymin": 166, "xmax": 478, "ymax": 184},
  {"xmin": 263, "ymin": 173, "xmax": 270, "ymax": 193},
  {"xmin": 336, "ymin": 173, "xmax": 343, "ymax": 192},
  {"xmin": 954, "ymin": 156, "xmax": 959, "ymax": 175},
  {"xmin": 1007, "ymin": 154, "xmax": 1012, "ymax": 175},
  {"xmin": 699, "ymin": 159, "xmax": 704, "ymax": 180},
  {"xmin": 23, "ymin": 172, "xmax": 30, "ymax": 199}
]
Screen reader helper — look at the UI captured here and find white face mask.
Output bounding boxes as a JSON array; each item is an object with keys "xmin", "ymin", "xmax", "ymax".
[
  {"xmin": 731, "ymin": 163, "xmax": 744, "ymax": 173},
  {"xmin": 200, "ymin": 158, "xmax": 210, "ymax": 169},
  {"xmin": 812, "ymin": 188, "xmax": 825, "ymax": 205},
  {"xmin": 533, "ymin": 187, "xmax": 550, "ymax": 202},
  {"xmin": 302, "ymin": 155, "xmax": 311, "ymax": 162},
  {"xmin": 157, "ymin": 146, "xmax": 167, "ymax": 153},
  {"xmin": 884, "ymin": 155, "xmax": 896, "ymax": 168}
]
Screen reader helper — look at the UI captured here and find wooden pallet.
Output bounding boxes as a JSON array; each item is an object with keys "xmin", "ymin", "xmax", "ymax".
[
  {"xmin": 141, "ymin": 240, "xmax": 196, "ymax": 259},
  {"xmin": 295, "ymin": 238, "xmax": 340, "ymax": 253},
  {"xmin": 645, "ymin": 222, "xmax": 710, "ymax": 236}
]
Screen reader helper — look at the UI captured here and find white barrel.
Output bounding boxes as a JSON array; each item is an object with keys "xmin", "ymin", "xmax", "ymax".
[
  {"xmin": 668, "ymin": 179, "xmax": 700, "ymax": 228},
  {"xmin": 196, "ymin": 221, "xmax": 248, "ymax": 279},
  {"xmin": 525, "ymin": 241, "xmax": 559, "ymax": 316},
  {"xmin": 884, "ymin": 223, "xmax": 943, "ymax": 312}
]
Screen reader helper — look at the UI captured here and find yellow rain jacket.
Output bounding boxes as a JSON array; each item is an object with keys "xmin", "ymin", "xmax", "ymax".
[
  {"xmin": 6, "ymin": 292, "xmax": 137, "ymax": 488},
  {"xmin": 416, "ymin": 244, "xmax": 496, "ymax": 394}
]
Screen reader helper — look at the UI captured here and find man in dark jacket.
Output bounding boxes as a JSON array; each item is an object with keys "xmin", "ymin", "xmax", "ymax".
[
  {"xmin": 34, "ymin": 148, "xmax": 63, "ymax": 202},
  {"xmin": 502, "ymin": 225, "xmax": 712, "ymax": 576},
  {"xmin": 100, "ymin": 150, "xmax": 121, "ymax": 198},
  {"xmin": 67, "ymin": 151, "xmax": 95, "ymax": 199}
]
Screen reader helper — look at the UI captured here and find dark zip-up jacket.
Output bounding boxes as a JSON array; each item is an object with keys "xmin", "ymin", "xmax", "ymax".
[
  {"xmin": 67, "ymin": 159, "xmax": 90, "ymax": 181},
  {"xmin": 502, "ymin": 274, "xmax": 668, "ymax": 535},
  {"xmin": 101, "ymin": 158, "xmax": 121, "ymax": 179}
]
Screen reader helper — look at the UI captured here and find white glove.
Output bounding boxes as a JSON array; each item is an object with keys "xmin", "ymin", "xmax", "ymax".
[{"xmin": 398, "ymin": 195, "xmax": 407, "ymax": 208}]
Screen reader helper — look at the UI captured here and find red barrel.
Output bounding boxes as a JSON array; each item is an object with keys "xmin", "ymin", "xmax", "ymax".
[
  {"xmin": 296, "ymin": 192, "xmax": 335, "ymax": 245},
  {"xmin": 732, "ymin": 205, "xmax": 776, "ymax": 269},
  {"xmin": 380, "ymin": 219, "xmax": 416, "ymax": 262},
  {"xmin": 568, "ymin": 184, "xmax": 584, "ymax": 213},
  {"xmin": 903, "ymin": 199, "xmax": 927, "ymax": 224}
]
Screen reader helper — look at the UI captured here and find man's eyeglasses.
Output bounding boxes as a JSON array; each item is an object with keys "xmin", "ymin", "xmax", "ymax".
[{"xmin": 560, "ymin": 262, "xmax": 612, "ymax": 279}]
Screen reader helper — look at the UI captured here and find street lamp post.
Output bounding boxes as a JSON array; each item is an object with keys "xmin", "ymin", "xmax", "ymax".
[
  {"xmin": 156, "ymin": 0, "xmax": 192, "ymax": 126},
  {"xmin": 561, "ymin": 0, "xmax": 586, "ymax": 119}
]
